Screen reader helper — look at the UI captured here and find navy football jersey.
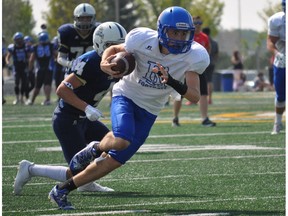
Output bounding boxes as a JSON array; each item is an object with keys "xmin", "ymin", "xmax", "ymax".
[
  {"xmin": 57, "ymin": 23, "xmax": 98, "ymax": 61},
  {"xmin": 58, "ymin": 50, "xmax": 119, "ymax": 115}
]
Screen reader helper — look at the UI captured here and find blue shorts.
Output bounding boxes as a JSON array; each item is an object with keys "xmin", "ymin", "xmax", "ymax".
[
  {"xmin": 108, "ymin": 96, "xmax": 157, "ymax": 164},
  {"xmin": 273, "ymin": 66, "xmax": 286, "ymax": 102}
]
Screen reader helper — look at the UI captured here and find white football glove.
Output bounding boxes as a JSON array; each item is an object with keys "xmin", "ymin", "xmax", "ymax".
[{"xmin": 84, "ymin": 105, "xmax": 103, "ymax": 121}]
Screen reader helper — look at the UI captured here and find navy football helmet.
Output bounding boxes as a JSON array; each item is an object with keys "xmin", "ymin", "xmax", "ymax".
[
  {"xmin": 282, "ymin": 0, "xmax": 286, "ymax": 13},
  {"xmin": 74, "ymin": 3, "xmax": 96, "ymax": 30},
  {"xmin": 157, "ymin": 6, "xmax": 195, "ymax": 54}
]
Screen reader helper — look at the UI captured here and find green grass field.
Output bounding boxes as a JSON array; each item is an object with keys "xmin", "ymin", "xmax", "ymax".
[{"xmin": 2, "ymin": 91, "xmax": 285, "ymax": 216}]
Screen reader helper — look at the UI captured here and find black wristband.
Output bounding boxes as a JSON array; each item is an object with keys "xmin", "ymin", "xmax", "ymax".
[{"xmin": 166, "ymin": 74, "xmax": 188, "ymax": 95}]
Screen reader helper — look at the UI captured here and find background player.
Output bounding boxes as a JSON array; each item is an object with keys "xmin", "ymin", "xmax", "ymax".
[
  {"xmin": 26, "ymin": 32, "xmax": 56, "ymax": 105},
  {"xmin": 6, "ymin": 32, "xmax": 30, "ymax": 105},
  {"xmin": 57, "ymin": 3, "xmax": 99, "ymax": 73},
  {"xmin": 24, "ymin": 35, "xmax": 35, "ymax": 100}
]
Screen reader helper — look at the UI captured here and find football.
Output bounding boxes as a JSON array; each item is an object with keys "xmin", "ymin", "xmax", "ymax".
[{"xmin": 110, "ymin": 51, "xmax": 136, "ymax": 76}]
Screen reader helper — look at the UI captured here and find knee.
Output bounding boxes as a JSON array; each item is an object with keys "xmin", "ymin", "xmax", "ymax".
[
  {"xmin": 114, "ymin": 137, "xmax": 130, "ymax": 151},
  {"xmin": 102, "ymin": 132, "xmax": 130, "ymax": 151}
]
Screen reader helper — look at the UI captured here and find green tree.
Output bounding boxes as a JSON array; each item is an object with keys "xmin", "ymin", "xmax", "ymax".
[
  {"xmin": 258, "ymin": 0, "xmax": 283, "ymax": 29},
  {"xmin": 189, "ymin": 0, "xmax": 224, "ymax": 36},
  {"xmin": 104, "ymin": 0, "xmax": 140, "ymax": 32},
  {"xmin": 2, "ymin": 0, "xmax": 34, "ymax": 43},
  {"xmin": 135, "ymin": 0, "xmax": 224, "ymax": 35}
]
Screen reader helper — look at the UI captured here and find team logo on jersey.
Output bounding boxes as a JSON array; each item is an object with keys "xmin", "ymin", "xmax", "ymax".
[{"xmin": 138, "ymin": 60, "xmax": 169, "ymax": 90}]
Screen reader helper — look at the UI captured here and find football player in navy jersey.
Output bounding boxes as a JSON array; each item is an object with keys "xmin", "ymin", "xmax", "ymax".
[
  {"xmin": 57, "ymin": 3, "xmax": 99, "ymax": 72},
  {"xmin": 6, "ymin": 32, "xmax": 30, "ymax": 105},
  {"xmin": 13, "ymin": 22, "xmax": 127, "ymax": 196},
  {"xmin": 26, "ymin": 32, "xmax": 56, "ymax": 105},
  {"xmin": 52, "ymin": 36, "xmax": 64, "ymax": 91}
]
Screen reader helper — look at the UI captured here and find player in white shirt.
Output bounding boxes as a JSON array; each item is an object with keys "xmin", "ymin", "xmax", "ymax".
[
  {"xmin": 267, "ymin": 0, "xmax": 286, "ymax": 135},
  {"xmin": 48, "ymin": 6, "xmax": 209, "ymax": 210}
]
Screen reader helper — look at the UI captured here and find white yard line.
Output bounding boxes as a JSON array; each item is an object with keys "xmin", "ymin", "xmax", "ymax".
[
  {"xmin": 2, "ymin": 130, "xmax": 285, "ymax": 144},
  {"xmin": 4, "ymin": 195, "xmax": 284, "ymax": 215}
]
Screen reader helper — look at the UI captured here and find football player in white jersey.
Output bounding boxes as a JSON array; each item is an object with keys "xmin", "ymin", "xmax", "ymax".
[
  {"xmin": 48, "ymin": 6, "xmax": 210, "ymax": 210},
  {"xmin": 267, "ymin": 0, "xmax": 286, "ymax": 135}
]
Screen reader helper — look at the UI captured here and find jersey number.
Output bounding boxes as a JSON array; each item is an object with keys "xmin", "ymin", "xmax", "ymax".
[{"xmin": 70, "ymin": 46, "xmax": 93, "ymax": 59}]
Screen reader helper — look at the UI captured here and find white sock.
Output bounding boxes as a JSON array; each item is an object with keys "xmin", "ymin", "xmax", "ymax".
[
  {"xmin": 275, "ymin": 113, "xmax": 282, "ymax": 125},
  {"xmin": 29, "ymin": 164, "xmax": 68, "ymax": 182}
]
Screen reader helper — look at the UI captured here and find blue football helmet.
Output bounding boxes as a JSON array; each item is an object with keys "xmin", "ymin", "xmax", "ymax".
[
  {"xmin": 38, "ymin": 32, "xmax": 49, "ymax": 43},
  {"xmin": 24, "ymin": 35, "xmax": 32, "ymax": 43},
  {"xmin": 157, "ymin": 6, "xmax": 195, "ymax": 54},
  {"xmin": 282, "ymin": 0, "xmax": 286, "ymax": 13},
  {"xmin": 13, "ymin": 32, "xmax": 24, "ymax": 41},
  {"xmin": 13, "ymin": 32, "xmax": 24, "ymax": 46}
]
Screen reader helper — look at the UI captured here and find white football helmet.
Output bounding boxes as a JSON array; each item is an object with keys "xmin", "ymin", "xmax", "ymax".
[
  {"xmin": 93, "ymin": 22, "xmax": 127, "ymax": 56},
  {"xmin": 73, "ymin": 3, "xmax": 96, "ymax": 30}
]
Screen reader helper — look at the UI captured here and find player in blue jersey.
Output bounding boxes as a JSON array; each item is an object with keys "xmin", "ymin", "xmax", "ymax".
[
  {"xmin": 13, "ymin": 22, "xmax": 127, "ymax": 196},
  {"xmin": 57, "ymin": 3, "xmax": 99, "ymax": 72},
  {"xmin": 24, "ymin": 35, "xmax": 35, "ymax": 100},
  {"xmin": 48, "ymin": 6, "xmax": 210, "ymax": 210},
  {"xmin": 26, "ymin": 32, "xmax": 56, "ymax": 105},
  {"xmin": 267, "ymin": 0, "xmax": 286, "ymax": 134},
  {"xmin": 6, "ymin": 32, "xmax": 30, "ymax": 105}
]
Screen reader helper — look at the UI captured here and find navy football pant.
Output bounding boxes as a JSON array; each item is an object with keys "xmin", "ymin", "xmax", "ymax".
[{"xmin": 52, "ymin": 108, "xmax": 110, "ymax": 164}]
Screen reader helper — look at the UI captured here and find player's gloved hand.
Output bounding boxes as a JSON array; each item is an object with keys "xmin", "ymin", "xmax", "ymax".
[{"xmin": 85, "ymin": 105, "xmax": 104, "ymax": 121}]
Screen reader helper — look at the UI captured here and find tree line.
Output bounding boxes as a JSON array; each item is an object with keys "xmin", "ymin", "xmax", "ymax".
[{"xmin": 2, "ymin": 0, "xmax": 282, "ymax": 70}]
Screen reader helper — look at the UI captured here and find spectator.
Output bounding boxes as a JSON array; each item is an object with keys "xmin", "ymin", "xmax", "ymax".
[
  {"xmin": 202, "ymin": 27, "xmax": 219, "ymax": 104},
  {"xmin": 231, "ymin": 50, "xmax": 245, "ymax": 91},
  {"xmin": 253, "ymin": 72, "xmax": 274, "ymax": 91},
  {"xmin": 172, "ymin": 16, "xmax": 216, "ymax": 127}
]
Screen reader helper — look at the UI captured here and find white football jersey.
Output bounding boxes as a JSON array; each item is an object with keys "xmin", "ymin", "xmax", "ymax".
[
  {"xmin": 268, "ymin": 12, "xmax": 286, "ymax": 53},
  {"xmin": 113, "ymin": 27, "xmax": 210, "ymax": 115}
]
